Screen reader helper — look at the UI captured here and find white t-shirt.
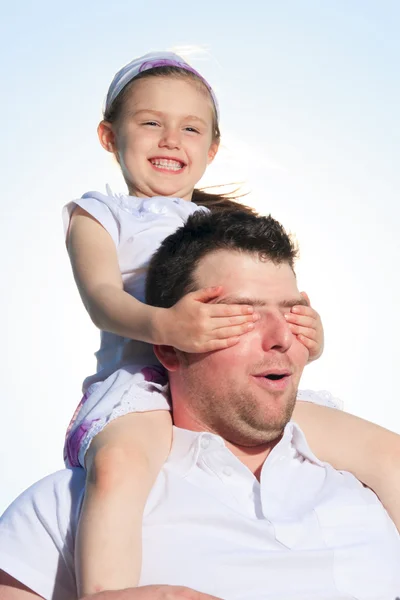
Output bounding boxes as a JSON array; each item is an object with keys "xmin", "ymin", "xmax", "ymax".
[{"xmin": 1, "ymin": 422, "xmax": 399, "ymax": 600}]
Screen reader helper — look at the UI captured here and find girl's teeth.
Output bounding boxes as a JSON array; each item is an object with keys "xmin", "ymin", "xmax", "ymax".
[{"xmin": 151, "ymin": 159, "xmax": 183, "ymax": 171}]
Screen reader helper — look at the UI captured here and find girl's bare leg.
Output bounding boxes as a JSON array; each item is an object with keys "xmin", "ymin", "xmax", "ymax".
[{"xmin": 76, "ymin": 410, "xmax": 172, "ymax": 597}]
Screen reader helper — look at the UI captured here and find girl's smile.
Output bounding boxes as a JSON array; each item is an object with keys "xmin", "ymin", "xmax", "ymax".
[{"xmin": 149, "ymin": 157, "xmax": 187, "ymax": 173}]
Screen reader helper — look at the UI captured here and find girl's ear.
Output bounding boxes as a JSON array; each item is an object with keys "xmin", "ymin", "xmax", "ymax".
[
  {"xmin": 97, "ymin": 121, "xmax": 117, "ymax": 154},
  {"xmin": 207, "ymin": 140, "xmax": 219, "ymax": 165},
  {"xmin": 153, "ymin": 345, "xmax": 180, "ymax": 372}
]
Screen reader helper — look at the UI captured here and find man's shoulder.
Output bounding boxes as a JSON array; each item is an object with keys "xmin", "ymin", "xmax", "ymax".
[
  {"xmin": 0, "ymin": 469, "xmax": 85, "ymax": 600},
  {"xmin": 1, "ymin": 468, "xmax": 85, "ymax": 524},
  {"xmin": 18, "ymin": 467, "xmax": 84, "ymax": 498}
]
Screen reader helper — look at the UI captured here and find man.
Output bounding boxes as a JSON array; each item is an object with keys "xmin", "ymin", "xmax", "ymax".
[{"xmin": 1, "ymin": 210, "xmax": 400, "ymax": 600}]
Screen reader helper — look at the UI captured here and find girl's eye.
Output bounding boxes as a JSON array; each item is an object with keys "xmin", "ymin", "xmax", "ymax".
[
  {"xmin": 143, "ymin": 121, "xmax": 159, "ymax": 127},
  {"xmin": 184, "ymin": 127, "xmax": 200, "ymax": 133}
]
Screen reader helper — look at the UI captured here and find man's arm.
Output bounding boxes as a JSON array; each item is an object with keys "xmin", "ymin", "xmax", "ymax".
[
  {"xmin": 0, "ymin": 574, "xmax": 221, "ymax": 600},
  {"xmin": 80, "ymin": 586, "xmax": 222, "ymax": 600},
  {"xmin": 0, "ymin": 570, "xmax": 42, "ymax": 599}
]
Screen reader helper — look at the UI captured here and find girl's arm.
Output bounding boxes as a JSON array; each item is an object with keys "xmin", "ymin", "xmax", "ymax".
[
  {"xmin": 68, "ymin": 207, "xmax": 165, "ymax": 343},
  {"xmin": 68, "ymin": 209, "xmax": 177, "ymax": 595},
  {"xmin": 67, "ymin": 207, "xmax": 256, "ymax": 350},
  {"xmin": 293, "ymin": 401, "xmax": 400, "ymax": 528}
]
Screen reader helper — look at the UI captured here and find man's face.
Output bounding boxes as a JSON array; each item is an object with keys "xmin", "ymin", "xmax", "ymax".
[{"xmin": 169, "ymin": 250, "xmax": 309, "ymax": 446}]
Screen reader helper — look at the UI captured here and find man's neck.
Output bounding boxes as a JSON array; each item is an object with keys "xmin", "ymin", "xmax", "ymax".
[{"xmin": 173, "ymin": 410, "xmax": 282, "ymax": 481}]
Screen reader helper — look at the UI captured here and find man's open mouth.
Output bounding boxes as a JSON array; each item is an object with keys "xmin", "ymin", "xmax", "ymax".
[
  {"xmin": 252, "ymin": 370, "xmax": 292, "ymax": 391},
  {"xmin": 264, "ymin": 373, "xmax": 287, "ymax": 381}
]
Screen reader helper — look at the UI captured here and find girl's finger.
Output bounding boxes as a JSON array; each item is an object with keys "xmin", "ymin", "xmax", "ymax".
[
  {"xmin": 288, "ymin": 324, "xmax": 317, "ymax": 340},
  {"xmin": 290, "ymin": 305, "xmax": 317, "ymax": 317},
  {"xmin": 285, "ymin": 313, "xmax": 316, "ymax": 328},
  {"xmin": 212, "ymin": 313, "xmax": 259, "ymax": 329},
  {"xmin": 297, "ymin": 334, "xmax": 317, "ymax": 349}
]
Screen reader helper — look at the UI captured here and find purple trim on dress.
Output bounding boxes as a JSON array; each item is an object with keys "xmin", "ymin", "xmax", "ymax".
[
  {"xmin": 64, "ymin": 419, "xmax": 99, "ymax": 467},
  {"xmin": 64, "ymin": 388, "xmax": 96, "ymax": 467}
]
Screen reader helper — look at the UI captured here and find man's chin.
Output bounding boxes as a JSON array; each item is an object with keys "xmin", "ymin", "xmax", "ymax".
[
  {"xmin": 223, "ymin": 423, "xmax": 286, "ymax": 448},
  {"xmin": 220, "ymin": 407, "xmax": 292, "ymax": 447},
  {"xmin": 252, "ymin": 391, "xmax": 297, "ymax": 438}
]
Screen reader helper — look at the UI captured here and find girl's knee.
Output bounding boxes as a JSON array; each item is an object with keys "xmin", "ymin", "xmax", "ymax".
[{"xmin": 87, "ymin": 442, "xmax": 148, "ymax": 492}]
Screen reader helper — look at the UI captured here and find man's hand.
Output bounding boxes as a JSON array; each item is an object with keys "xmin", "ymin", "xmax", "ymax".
[{"xmin": 83, "ymin": 585, "xmax": 222, "ymax": 600}]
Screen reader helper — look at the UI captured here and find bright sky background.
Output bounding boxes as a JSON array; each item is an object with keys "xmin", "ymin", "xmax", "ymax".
[{"xmin": 1, "ymin": 1, "xmax": 399, "ymax": 513}]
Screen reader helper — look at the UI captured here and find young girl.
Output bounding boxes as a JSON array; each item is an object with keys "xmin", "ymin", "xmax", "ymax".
[{"xmin": 64, "ymin": 51, "xmax": 400, "ymax": 597}]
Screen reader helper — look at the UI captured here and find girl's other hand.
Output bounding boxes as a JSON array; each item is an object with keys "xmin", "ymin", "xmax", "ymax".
[
  {"xmin": 156, "ymin": 286, "xmax": 259, "ymax": 352},
  {"xmin": 284, "ymin": 291, "xmax": 324, "ymax": 363}
]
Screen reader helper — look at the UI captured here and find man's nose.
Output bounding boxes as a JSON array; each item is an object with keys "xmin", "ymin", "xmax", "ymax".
[
  {"xmin": 159, "ymin": 127, "xmax": 181, "ymax": 149},
  {"xmin": 261, "ymin": 312, "xmax": 293, "ymax": 353}
]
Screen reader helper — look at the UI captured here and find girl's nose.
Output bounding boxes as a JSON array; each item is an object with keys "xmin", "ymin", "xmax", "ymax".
[{"xmin": 159, "ymin": 127, "xmax": 181, "ymax": 150}]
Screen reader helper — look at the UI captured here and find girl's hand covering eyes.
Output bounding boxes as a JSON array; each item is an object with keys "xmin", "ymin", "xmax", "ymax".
[
  {"xmin": 156, "ymin": 286, "xmax": 259, "ymax": 353},
  {"xmin": 285, "ymin": 291, "xmax": 324, "ymax": 362}
]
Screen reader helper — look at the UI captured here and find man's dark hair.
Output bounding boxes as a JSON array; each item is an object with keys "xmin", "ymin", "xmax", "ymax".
[{"xmin": 145, "ymin": 210, "xmax": 298, "ymax": 308}]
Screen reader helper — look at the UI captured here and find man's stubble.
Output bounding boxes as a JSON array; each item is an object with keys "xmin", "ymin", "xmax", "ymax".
[{"xmin": 181, "ymin": 369, "xmax": 297, "ymax": 447}]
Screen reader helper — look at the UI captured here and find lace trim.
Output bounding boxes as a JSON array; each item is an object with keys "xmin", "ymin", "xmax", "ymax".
[{"xmin": 297, "ymin": 389, "xmax": 344, "ymax": 410}]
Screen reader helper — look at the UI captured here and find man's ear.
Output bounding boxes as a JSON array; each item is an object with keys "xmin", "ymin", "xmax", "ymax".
[{"xmin": 154, "ymin": 345, "xmax": 180, "ymax": 372}]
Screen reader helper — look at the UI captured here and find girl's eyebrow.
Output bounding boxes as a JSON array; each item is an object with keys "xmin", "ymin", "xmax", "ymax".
[
  {"xmin": 128, "ymin": 109, "xmax": 207, "ymax": 126},
  {"xmin": 184, "ymin": 115, "xmax": 208, "ymax": 126},
  {"xmin": 214, "ymin": 295, "xmax": 307, "ymax": 308},
  {"xmin": 127, "ymin": 108, "xmax": 164, "ymax": 118}
]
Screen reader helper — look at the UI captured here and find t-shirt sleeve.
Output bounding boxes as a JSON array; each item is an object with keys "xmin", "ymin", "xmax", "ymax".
[
  {"xmin": 296, "ymin": 389, "xmax": 344, "ymax": 410},
  {"xmin": 63, "ymin": 192, "xmax": 120, "ymax": 247},
  {"xmin": 0, "ymin": 468, "xmax": 85, "ymax": 600}
]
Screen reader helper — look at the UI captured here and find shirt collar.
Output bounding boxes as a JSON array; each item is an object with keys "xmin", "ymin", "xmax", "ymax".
[{"xmin": 166, "ymin": 421, "xmax": 324, "ymax": 478}]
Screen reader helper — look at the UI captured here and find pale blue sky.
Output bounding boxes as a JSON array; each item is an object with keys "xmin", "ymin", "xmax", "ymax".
[{"xmin": 1, "ymin": 1, "xmax": 399, "ymax": 512}]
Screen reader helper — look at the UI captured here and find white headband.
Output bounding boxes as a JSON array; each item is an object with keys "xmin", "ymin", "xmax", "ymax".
[{"xmin": 105, "ymin": 51, "xmax": 219, "ymax": 121}]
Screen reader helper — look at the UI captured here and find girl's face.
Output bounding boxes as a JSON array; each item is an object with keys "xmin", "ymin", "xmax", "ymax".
[{"xmin": 100, "ymin": 76, "xmax": 219, "ymax": 201}]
